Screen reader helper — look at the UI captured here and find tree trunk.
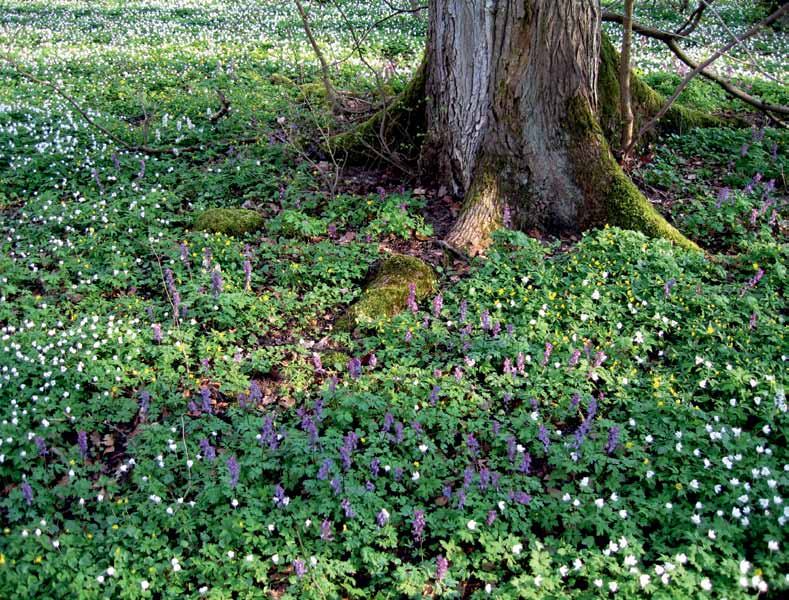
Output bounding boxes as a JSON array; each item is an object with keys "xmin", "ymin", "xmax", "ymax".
[{"xmin": 423, "ymin": 0, "xmax": 697, "ymax": 255}]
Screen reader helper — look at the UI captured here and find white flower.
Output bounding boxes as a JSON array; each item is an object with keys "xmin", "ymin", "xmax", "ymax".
[
  {"xmin": 171, "ymin": 558, "xmax": 181, "ymax": 572},
  {"xmin": 534, "ymin": 575, "xmax": 542, "ymax": 587},
  {"xmin": 675, "ymin": 553, "xmax": 688, "ymax": 565},
  {"xmin": 624, "ymin": 555, "xmax": 637, "ymax": 567},
  {"xmin": 272, "ymin": 554, "xmax": 279, "ymax": 564},
  {"xmin": 608, "ymin": 581, "xmax": 618, "ymax": 592},
  {"xmin": 106, "ymin": 567, "xmax": 116, "ymax": 576},
  {"xmin": 739, "ymin": 560, "xmax": 751, "ymax": 574},
  {"xmin": 707, "ymin": 530, "xmax": 716, "ymax": 540},
  {"xmin": 559, "ymin": 565, "xmax": 569, "ymax": 577},
  {"xmin": 467, "ymin": 520, "xmax": 477, "ymax": 530},
  {"xmin": 768, "ymin": 540, "xmax": 779, "ymax": 552},
  {"xmin": 140, "ymin": 580, "xmax": 150, "ymax": 591},
  {"xmin": 245, "ymin": 554, "xmax": 254, "ymax": 562},
  {"xmin": 591, "ymin": 289, "xmax": 600, "ymax": 300},
  {"xmin": 227, "ymin": 551, "xmax": 235, "ymax": 559},
  {"xmin": 411, "ymin": 471, "xmax": 420, "ymax": 481},
  {"xmin": 485, "ymin": 583, "xmax": 492, "ymax": 593},
  {"xmin": 594, "ymin": 498, "xmax": 605, "ymax": 508},
  {"xmin": 594, "ymin": 579, "xmax": 603, "ymax": 588},
  {"xmin": 512, "ymin": 543, "xmax": 523, "ymax": 555},
  {"xmin": 418, "ymin": 444, "xmax": 427, "ymax": 453},
  {"xmin": 700, "ymin": 577, "xmax": 712, "ymax": 591},
  {"xmin": 96, "ymin": 575, "xmax": 105, "ymax": 584},
  {"xmin": 639, "ymin": 574, "xmax": 651, "ymax": 588}
]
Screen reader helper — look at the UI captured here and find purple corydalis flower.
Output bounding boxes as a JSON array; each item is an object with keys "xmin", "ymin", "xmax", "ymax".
[
  {"xmin": 429, "ymin": 385, "xmax": 440, "ymax": 406},
  {"xmin": 407, "ymin": 282, "xmax": 418, "ymax": 312},
  {"xmin": 311, "ymin": 353, "xmax": 324, "ymax": 373},
  {"xmin": 348, "ymin": 357, "xmax": 362, "ymax": 380},
  {"xmin": 203, "ymin": 247, "xmax": 213, "ymax": 270},
  {"xmin": 454, "ymin": 366, "xmax": 463, "ymax": 381},
  {"xmin": 34, "ymin": 436, "xmax": 48, "ymax": 456},
  {"xmin": 21, "ymin": 482, "xmax": 33, "ymax": 506},
  {"xmin": 503, "ymin": 358, "xmax": 514, "ymax": 375},
  {"xmin": 376, "ymin": 508, "xmax": 390, "ymax": 527},
  {"xmin": 317, "ymin": 459, "xmax": 333, "ymax": 480},
  {"xmin": 480, "ymin": 310, "xmax": 491, "ymax": 331},
  {"xmin": 243, "ymin": 258, "xmax": 252, "ymax": 290},
  {"xmin": 199, "ymin": 438, "xmax": 216, "ymax": 461},
  {"xmin": 369, "ymin": 353, "xmax": 377, "ymax": 368},
  {"xmin": 330, "ymin": 478, "xmax": 342, "ymax": 495},
  {"xmin": 432, "ymin": 294, "xmax": 443, "ymax": 317},
  {"xmin": 516, "ymin": 352, "xmax": 525, "ymax": 373},
  {"xmin": 370, "ymin": 458, "xmax": 380, "ymax": 478},
  {"xmin": 479, "ymin": 468, "xmax": 490, "ymax": 491},
  {"xmin": 492, "ymin": 321, "xmax": 501, "ymax": 336},
  {"xmin": 605, "ymin": 426, "xmax": 621, "ymax": 455},
  {"xmin": 320, "ymin": 519, "xmax": 334, "ymax": 541},
  {"xmin": 273, "ymin": 484, "xmax": 289, "ymax": 507},
  {"xmin": 211, "ymin": 268, "xmax": 223, "ymax": 298},
  {"xmin": 436, "ymin": 555, "xmax": 449, "ymax": 581},
  {"xmin": 394, "ymin": 421, "xmax": 404, "ymax": 444},
  {"xmin": 542, "ymin": 342, "xmax": 553, "ymax": 366},
  {"xmin": 221, "ymin": 456, "xmax": 238, "ymax": 490},
  {"xmin": 111, "ymin": 153, "xmax": 121, "ymax": 171},
  {"xmin": 405, "ymin": 330, "xmax": 412, "ymax": 343},
  {"xmin": 463, "ymin": 466, "xmax": 474, "ymax": 489},
  {"xmin": 592, "ymin": 351, "xmax": 607, "ymax": 368},
  {"xmin": 512, "ymin": 490, "xmax": 531, "ymax": 505},
  {"xmin": 179, "ymin": 242, "xmax": 190, "ymax": 267},
  {"xmin": 664, "ymin": 278, "xmax": 676, "ymax": 298},
  {"xmin": 92, "ymin": 168, "xmax": 104, "ymax": 193},
  {"xmin": 749, "ymin": 312, "xmax": 758, "ymax": 330},
  {"xmin": 486, "ymin": 509, "xmax": 497, "ymax": 526},
  {"xmin": 459, "ymin": 300, "xmax": 468, "ymax": 323},
  {"xmin": 568, "ymin": 349, "xmax": 581, "ymax": 366},
  {"xmin": 152, "ymin": 323, "xmax": 162, "ymax": 343},
  {"xmin": 200, "ymin": 386, "xmax": 212, "ymax": 414},
  {"xmin": 456, "ymin": 489, "xmax": 466, "ymax": 509},
  {"xmin": 519, "ymin": 452, "xmax": 531, "ymax": 474},
  {"xmin": 382, "ymin": 412, "xmax": 394, "ymax": 433},
  {"xmin": 466, "ymin": 434, "xmax": 479, "ymax": 456},
  {"xmin": 538, "ymin": 425, "xmax": 550, "ymax": 453},
  {"xmin": 507, "ymin": 437, "xmax": 517, "ymax": 463},
  {"xmin": 293, "ymin": 558, "xmax": 306, "ymax": 578},
  {"xmin": 77, "ymin": 430, "xmax": 88, "ymax": 458},
  {"xmin": 164, "ymin": 268, "xmax": 176, "ymax": 296},
  {"xmin": 341, "ymin": 498, "xmax": 355, "ymax": 518},
  {"xmin": 137, "ymin": 158, "xmax": 145, "ymax": 179},
  {"xmin": 139, "ymin": 390, "xmax": 150, "ymax": 416},
  {"xmin": 412, "ymin": 509, "xmax": 426, "ymax": 543},
  {"xmin": 716, "ymin": 187, "xmax": 730, "ymax": 208}
]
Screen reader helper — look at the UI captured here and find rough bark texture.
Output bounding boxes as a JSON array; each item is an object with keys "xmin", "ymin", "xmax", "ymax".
[{"xmin": 422, "ymin": 0, "xmax": 698, "ymax": 254}]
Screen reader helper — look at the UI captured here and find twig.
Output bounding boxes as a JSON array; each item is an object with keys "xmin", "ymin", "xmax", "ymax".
[
  {"xmin": 294, "ymin": 0, "xmax": 339, "ymax": 111},
  {"xmin": 209, "ymin": 90, "xmax": 231, "ymax": 123},
  {"xmin": 623, "ymin": 4, "xmax": 789, "ymax": 157}
]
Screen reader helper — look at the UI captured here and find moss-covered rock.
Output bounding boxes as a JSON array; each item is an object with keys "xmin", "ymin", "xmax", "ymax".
[
  {"xmin": 193, "ymin": 208, "xmax": 265, "ymax": 236},
  {"xmin": 337, "ymin": 254, "xmax": 437, "ymax": 330}
]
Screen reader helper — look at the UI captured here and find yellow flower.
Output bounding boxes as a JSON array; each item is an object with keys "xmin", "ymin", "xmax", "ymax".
[
  {"xmin": 0, "ymin": 554, "xmax": 5, "ymax": 565},
  {"xmin": 34, "ymin": 556, "xmax": 43, "ymax": 564},
  {"xmin": 675, "ymin": 483, "xmax": 683, "ymax": 491}
]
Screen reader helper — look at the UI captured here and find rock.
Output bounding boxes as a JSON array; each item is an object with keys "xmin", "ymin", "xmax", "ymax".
[
  {"xmin": 337, "ymin": 254, "xmax": 437, "ymax": 330},
  {"xmin": 193, "ymin": 208, "xmax": 264, "ymax": 236}
]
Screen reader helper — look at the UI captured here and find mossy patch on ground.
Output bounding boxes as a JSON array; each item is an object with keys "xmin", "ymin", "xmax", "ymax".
[
  {"xmin": 193, "ymin": 208, "xmax": 265, "ymax": 236},
  {"xmin": 337, "ymin": 254, "xmax": 437, "ymax": 330}
]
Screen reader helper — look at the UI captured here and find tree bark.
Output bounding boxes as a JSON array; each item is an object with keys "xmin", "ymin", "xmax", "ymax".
[{"xmin": 422, "ymin": 0, "xmax": 697, "ymax": 255}]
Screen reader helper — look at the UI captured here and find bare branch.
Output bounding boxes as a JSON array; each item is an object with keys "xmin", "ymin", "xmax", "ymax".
[
  {"xmin": 624, "ymin": 4, "xmax": 789, "ymax": 156},
  {"xmin": 602, "ymin": 9, "xmax": 789, "ymax": 117}
]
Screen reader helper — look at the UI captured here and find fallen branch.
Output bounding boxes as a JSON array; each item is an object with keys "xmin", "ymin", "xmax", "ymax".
[{"xmin": 623, "ymin": 4, "xmax": 789, "ymax": 157}]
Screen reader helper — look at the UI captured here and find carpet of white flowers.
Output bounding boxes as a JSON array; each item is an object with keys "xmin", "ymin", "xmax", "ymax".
[{"xmin": 0, "ymin": 1, "xmax": 786, "ymax": 599}]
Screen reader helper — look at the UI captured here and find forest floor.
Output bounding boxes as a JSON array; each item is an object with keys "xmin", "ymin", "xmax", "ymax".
[{"xmin": 0, "ymin": 1, "xmax": 786, "ymax": 598}]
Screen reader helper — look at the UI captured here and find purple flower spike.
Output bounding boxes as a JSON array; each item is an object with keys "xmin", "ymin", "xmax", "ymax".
[
  {"xmin": 407, "ymin": 282, "xmax": 418, "ymax": 312},
  {"xmin": 226, "ymin": 456, "xmax": 240, "ymax": 489},
  {"xmin": 605, "ymin": 426, "xmax": 621, "ymax": 455},
  {"xmin": 412, "ymin": 509, "xmax": 426, "ymax": 543},
  {"xmin": 77, "ymin": 430, "xmax": 88, "ymax": 458},
  {"xmin": 293, "ymin": 558, "xmax": 306, "ymax": 578},
  {"xmin": 21, "ymin": 482, "xmax": 33, "ymax": 506},
  {"xmin": 436, "ymin": 555, "xmax": 449, "ymax": 581}
]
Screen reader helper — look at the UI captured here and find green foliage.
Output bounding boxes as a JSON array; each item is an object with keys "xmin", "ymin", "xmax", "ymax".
[
  {"xmin": 0, "ymin": 1, "xmax": 786, "ymax": 599},
  {"xmin": 194, "ymin": 208, "xmax": 265, "ymax": 236}
]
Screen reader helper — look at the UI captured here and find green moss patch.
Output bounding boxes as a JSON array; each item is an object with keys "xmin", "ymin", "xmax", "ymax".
[
  {"xmin": 193, "ymin": 208, "xmax": 265, "ymax": 236},
  {"xmin": 337, "ymin": 254, "xmax": 437, "ymax": 330}
]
